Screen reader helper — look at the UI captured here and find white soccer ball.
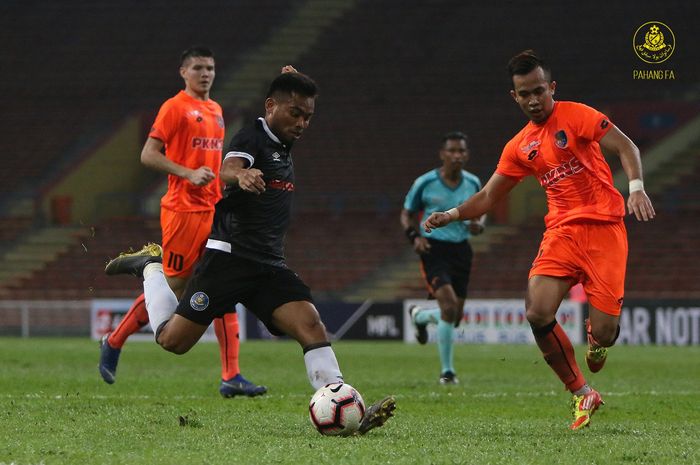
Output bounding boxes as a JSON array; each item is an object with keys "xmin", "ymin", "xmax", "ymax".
[{"xmin": 308, "ymin": 382, "xmax": 365, "ymax": 436}]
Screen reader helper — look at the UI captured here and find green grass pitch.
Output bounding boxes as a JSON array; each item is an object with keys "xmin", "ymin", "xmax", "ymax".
[{"xmin": 1, "ymin": 338, "xmax": 698, "ymax": 465}]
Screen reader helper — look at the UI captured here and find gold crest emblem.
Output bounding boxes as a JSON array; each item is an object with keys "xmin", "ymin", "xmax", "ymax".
[{"xmin": 633, "ymin": 21, "xmax": 675, "ymax": 64}]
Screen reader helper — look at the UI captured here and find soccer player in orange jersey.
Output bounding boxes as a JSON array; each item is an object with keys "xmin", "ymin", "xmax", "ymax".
[
  {"xmin": 99, "ymin": 46, "xmax": 266, "ymax": 398},
  {"xmin": 424, "ymin": 50, "xmax": 655, "ymax": 430}
]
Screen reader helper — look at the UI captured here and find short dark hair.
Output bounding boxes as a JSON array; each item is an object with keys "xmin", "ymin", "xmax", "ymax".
[
  {"xmin": 507, "ymin": 49, "xmax": 551, "ymax": 81},
  {"xmin": 266, "ymin": 72, "xmax": 318, "ymax": 99},
  {"xmin": 441, "ymin": 131, "xmax": 469, "ymax": 149},
  {"xmin": 180, "ymin": 46, "xmax": 214, "ymax": 67}
]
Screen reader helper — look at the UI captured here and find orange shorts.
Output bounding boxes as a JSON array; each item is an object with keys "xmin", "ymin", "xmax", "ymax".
[
  {"xmin": 160, "ymin": 208, "xmax": 214, "ymax": 278},
  {"xmin": 529, "ymin": 220, "xmax": 628, "ymax": 315}
]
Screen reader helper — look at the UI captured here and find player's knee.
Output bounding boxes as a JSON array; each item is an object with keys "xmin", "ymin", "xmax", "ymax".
[
  {"xmin": 441, "ymin": 304, "xmax": 461, "ymax": 324},
  {"xmin": 525, "ymin": 305, "xmax": 550, "ymax": 327},
  {"xmin": 302, "ymin": 313, "xmax": 327, "ymax": 337},
  {"xmin": 157, "ymin": 333, "xmax": 191, "ymax": 355},
  {"xmin": 591, "ymin": 324, "xmax": 619, "ymax": 347}
]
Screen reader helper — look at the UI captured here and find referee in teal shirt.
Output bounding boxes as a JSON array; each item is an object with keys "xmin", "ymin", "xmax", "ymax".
[{"xmin": 400, "ymin": 131, "xmax": 485, "ymax": 384}]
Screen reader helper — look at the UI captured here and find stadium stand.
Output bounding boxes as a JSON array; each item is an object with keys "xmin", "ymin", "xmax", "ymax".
[
  {"xmin": 0, "ymin": 0, "xmax": 299, "ymax": 203},
  {"xmin": 1, "ymin": 0, "xmax": 699, "ymax": 302},
  {"xmin": 0, "ymin": 217, "xmax": 160, "ymax": 300}
]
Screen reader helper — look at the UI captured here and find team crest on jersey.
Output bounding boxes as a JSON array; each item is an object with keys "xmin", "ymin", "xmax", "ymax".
[
  {"xmin": 216, "ymin": 115, "xmax": 224, "ymax": 128},
  {"xmin": 190, "ymin": 292, "xmax": 210, "ymax": 312},
  {"xmin": 554, "ymin": 130, "xmax": 568, "ymax": 149}
]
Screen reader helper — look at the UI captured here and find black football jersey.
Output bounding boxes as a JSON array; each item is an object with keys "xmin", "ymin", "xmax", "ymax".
[{"xmin": 207, "ymin": 118, "xmax": 296, "ymax": 267}]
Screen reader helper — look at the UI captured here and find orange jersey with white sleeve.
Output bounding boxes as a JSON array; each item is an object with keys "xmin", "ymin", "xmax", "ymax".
[
  {"xmin": 496, "ymin": 101, "xmax": 625, "ymax": 229},
  {"xmin": 149, "ymin": 90, "xmax": 224, "ymax": 212}
]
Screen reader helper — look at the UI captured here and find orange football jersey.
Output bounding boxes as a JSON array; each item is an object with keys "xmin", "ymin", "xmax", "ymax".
[
  {"xmin": 149, "ymin": 90, "xmax": 224, "ymax": 211},
  {"xmin": 497, "ymin": 101, "xmax": 625, "ymax": 228}
]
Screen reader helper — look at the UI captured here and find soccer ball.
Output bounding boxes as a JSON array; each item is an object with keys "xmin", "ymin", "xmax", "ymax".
[{"xmin": 308, "ymin": 383, "xmax": 365, "ymax": 436}]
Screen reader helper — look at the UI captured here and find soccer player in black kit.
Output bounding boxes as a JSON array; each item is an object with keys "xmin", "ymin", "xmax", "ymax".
[{"xmin": 105, "ymin": 70, "xmax": 395, "ymax": 434}]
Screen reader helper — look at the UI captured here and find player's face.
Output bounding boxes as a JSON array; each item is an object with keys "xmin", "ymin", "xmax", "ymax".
[
  {"xmin": 180, "ymin": 56, "xmax": 215, "ymax": 97},
  {"xmin": 510, "ymin": 66, "xmax": 556, "ymax": 124},
  {"xmin": 265, "ymin": 92, "xmax": 315, "ymax": 145},
  {"xmin": 439, "ymin": 139, "xmax": 468, "ymax": 171}
]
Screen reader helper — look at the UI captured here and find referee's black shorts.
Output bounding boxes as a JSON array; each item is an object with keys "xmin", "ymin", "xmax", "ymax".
[
  {"xmin": 419, "ymin": 238, "xmax": 473, "ymax": 298},
  {"xmin": 176, "ymin": 249, "xmax": 313, "ymax": 336}
]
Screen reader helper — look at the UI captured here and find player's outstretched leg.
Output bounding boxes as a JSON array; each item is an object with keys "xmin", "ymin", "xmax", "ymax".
[
  {"xmin": 105, "ymin": 243, "xmax": 163, "ymax": 277},
  {"xmin": 98, "ymin": 294, "xmax": 149, "ymax": 384},
  {"xmin": 585, "ymin": 318, "xmax": 609, "ymax": 373},
  {"xmin": 408, "ymin": 305, "xmax": 429, "ymax": 344},
  {"xmin": 98, "ymin": 334, "xmax": 121, "ymax": 384},
  {"xmin": 570, "ymin": 388, "xmax": 604, "ymax": 430},
  {"xmin": 220, "ymin": 374, "xmax": 268, "ymax": 398},
  {"xmin": 358, "ymin": 395, "xmax": 396, "ymax": 435}
]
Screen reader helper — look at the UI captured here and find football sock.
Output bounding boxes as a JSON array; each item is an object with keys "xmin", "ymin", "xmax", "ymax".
[
  {"xmin": 214, "ymin": 312, "xmax": 240, "ymax": 380},
  {"xmin": 107, "ymin": 293, "xmax": 149, "ymax": 349},
  {"xmin": 302, "ymin": 342, "xmax": 344, "ymax": 390},
  {"xmin": 142, "ymin": 263, "xmax": 178, "ymax": 339},
  {"xmin": 531, "ymin": 320, "xmax": 586, "ymax": 393},
  {"xmin": 573, "ymin": 384, "xmax": 592, "ymax": 396},
  {"xmin": 414, "ymin": 307, "xmax": 440, "ymax": 326},
  {"xmin": 437, "ymin": 318, "xmax": 455, "ymax": 374}
]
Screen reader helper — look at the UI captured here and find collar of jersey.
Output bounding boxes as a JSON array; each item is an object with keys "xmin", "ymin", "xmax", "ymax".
[{"xmin": 258, "ymin": 117, "xmax": 283, "ymax": 145}]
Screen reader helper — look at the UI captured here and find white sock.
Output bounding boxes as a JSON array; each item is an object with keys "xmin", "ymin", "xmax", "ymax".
[
  {"xmin": 303, "ymin": 344, "xmax": 344, "ymax": 390},
  {"xmin": 573, "ymin": 384, "xmax": 592, "ymax": 396},
  {"xmin": 142, "ymin": 263, "xmax": 178, "ymax": 338}
]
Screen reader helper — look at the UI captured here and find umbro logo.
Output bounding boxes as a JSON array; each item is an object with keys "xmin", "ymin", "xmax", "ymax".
[{"xmin": 271, "ymin": 152, "xmax": 281, "ymax": 162}]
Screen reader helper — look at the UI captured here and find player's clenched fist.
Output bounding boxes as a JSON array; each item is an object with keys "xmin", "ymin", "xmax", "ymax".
[
  {"xmin": 188, "ymin": 166, "xmax": 216, "ymax": 186},
  {"xmin": 423, "ymin": 211, "xmax": 453, "ymax": 233},
  {"xmin": 238, "ymin": 168, "xmax": 266, "ymax": 194}
]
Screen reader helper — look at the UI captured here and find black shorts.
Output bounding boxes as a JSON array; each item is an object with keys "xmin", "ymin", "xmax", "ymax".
[
  {"xmin": 419, "ymin": 238, "xmax": 473, "ymax": 298},
  {"xmin": 176, "ymin": 249, "xmax": 313, "ymax": 336}
]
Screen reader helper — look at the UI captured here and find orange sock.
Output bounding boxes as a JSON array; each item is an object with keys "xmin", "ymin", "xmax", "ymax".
[
  {"xmin": 532, "ymin": 320, "xmax": 586, "ymax": 393},
  {"xmin": 214, "ymin": 312, "xmax": 240, "ymax": 381},
  {"xmin": 108, "ymin": 293, "xmax": 149, "ymax": 349}
]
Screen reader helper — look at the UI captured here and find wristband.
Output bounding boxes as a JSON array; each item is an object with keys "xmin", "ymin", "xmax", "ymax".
[
  {"xmin": 404, "ymin": 227, "xmax": 420, "ymax": 243},
  {"xmin": 446, "ymin": 208, "xmax": 460, "ymax": 221},
  {"xmin": 629, "ymin": 179, "xmax": 644, "ymax": 193}
]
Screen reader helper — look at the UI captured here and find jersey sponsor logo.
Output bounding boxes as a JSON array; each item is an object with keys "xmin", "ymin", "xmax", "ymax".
[
  {"xmin": 192, "ymin": 137, "xmax": 224, "ymax": 150},
  {"xmin": 267, "ymin": 179, "xmax": 295, "ymax": 192},
  {"xmin": 554, "ymin": 130, "xmax": 568, "ymax": 149},
  {"xmin": 633, "ymin": 21, "xmax": 675, "ymax": 64},
  {"xmin": 519, "ymin": 139, "xmax": 541, "ymax": 154},
  {"xmin": 538, "ymin": 157, "xmax": 584, "ymax": 188},
  {"xmin": 190, "ymin": 292, "xmax": 210, "ymax": 312}
]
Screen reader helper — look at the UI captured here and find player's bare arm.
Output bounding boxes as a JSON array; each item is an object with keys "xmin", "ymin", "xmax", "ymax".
[
  {"xmin": 140, "ymin": 137, "xmax": 215, "ymax": 186},
  {"xmin": 400, "ymin": 208, "xmax": 431, "ymax": 254},
  {"xmin": 220, "ymin": 156, "xmax": 266, "ymax": 194},
  {"xmin": 599, "ymin": 126, "xmax": 656, "ymax": 222},
  {"xmin": 424, "ymin": 173, "xmax": 517, "ymax": 232}
]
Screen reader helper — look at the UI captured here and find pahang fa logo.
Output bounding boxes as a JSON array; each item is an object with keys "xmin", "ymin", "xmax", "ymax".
[
  {"xmin": 632, "ymin": 21, "xmax": 676, "ymax": 80},
  {"xmin": 633, "ymin": 21, "xmax": 675, "ymax": 63}
]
